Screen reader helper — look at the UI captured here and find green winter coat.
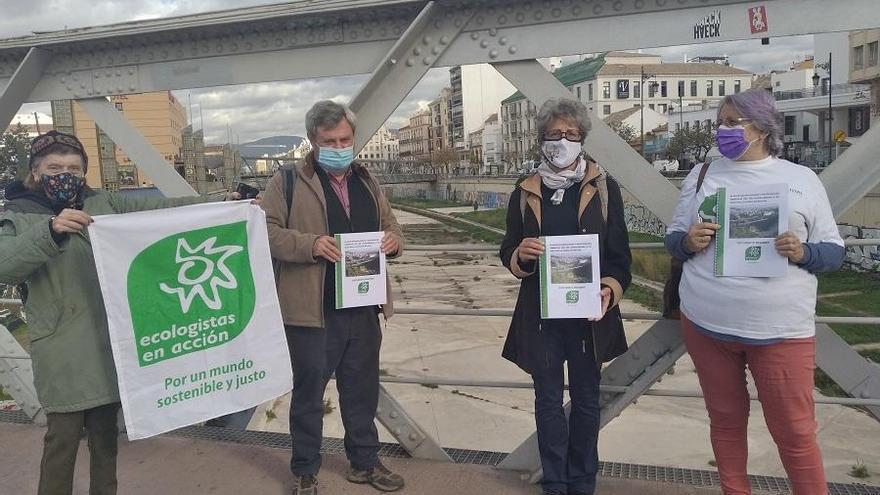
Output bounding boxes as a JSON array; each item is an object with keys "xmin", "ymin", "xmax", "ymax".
[{"xmin": 0, "ymin": 187, "xmax": 207, "ymax": 413}]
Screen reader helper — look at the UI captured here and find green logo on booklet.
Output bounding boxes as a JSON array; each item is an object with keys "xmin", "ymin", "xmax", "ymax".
[
  {"xmin": 358, "ymin": 281, "xmax": 370, "ymax": 294},
  {"xmin": 745, "ymin": 246, "xmax": 762, "ymax": 262},
  {"xmin": 127, "ymin": 221, "xmax": 255, "ymax": 367},
  {"xmin": 565, "ymin": 290, "xmax": 579, "ymax": 304},
  {"xmin": 698, "ymin": 194, "xmax": 718, "ymax": 223}
]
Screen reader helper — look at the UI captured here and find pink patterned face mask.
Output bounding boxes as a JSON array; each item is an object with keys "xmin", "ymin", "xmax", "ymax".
[{"xmin": 41, "ymin": 172, "xmax": 85, "ymax": 206}]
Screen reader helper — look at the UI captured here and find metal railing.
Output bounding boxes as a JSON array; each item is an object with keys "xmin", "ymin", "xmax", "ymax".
[{"xmin": 773, "ymin": 83, "xmax": 871, "ymax": 101}]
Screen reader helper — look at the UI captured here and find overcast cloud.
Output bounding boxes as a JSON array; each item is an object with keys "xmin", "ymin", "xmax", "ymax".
[{"xmin": 5, "ymin": 0, "xmax": 813, "ymax": 144}]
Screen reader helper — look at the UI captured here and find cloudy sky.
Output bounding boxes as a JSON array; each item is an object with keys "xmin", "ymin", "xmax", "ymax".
[{"xmin": 6, "ymin": 0, "xmax": 813, "ymax": 144}]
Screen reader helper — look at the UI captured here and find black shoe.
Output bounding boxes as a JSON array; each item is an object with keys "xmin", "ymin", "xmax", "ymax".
[
  {"xmin": 291, "ymin": 474, "xmax": 318, "ymax": 495},
  {"xmin": 347, "ymin": 460, "xmax": 405, "ymax": 492}
]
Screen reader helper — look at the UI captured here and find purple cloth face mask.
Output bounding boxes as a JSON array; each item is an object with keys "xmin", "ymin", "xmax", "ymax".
[{"xmin": 716, "ymin": 125, "xmax": 759, "ymax": 160}]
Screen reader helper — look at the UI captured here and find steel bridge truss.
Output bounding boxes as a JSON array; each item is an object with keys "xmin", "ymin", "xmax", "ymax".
[{"xmin": 2, "ymin": 0, "xmax": 880, "ymax": 483}]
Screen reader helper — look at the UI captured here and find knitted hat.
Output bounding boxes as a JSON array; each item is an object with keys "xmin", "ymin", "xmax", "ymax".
[{"xmin": 28, "ymin": 130, "xmax": 89, "ymax": 172}]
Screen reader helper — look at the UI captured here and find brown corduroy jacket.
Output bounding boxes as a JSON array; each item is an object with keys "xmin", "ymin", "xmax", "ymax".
[{"xmin": 261, "ymin": 153, "xmax": 404, "ymax": 328}]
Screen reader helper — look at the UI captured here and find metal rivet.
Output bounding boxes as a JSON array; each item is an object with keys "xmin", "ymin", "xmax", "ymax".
[
  {"xmin": 480, "ymin": 40, "xmax": 489, "ymax": 48},
  {"xmin": 423, "ymin": 57, "xmax": 434, "ymax": 66},
  {"xmin": 413, "ymin": 47, "xmax": 422, "ymax": 56},
  {"xmin": 489, "ymin": 49, "xmax": 499, "ymax": 59},
  {"xmin": 516, "ymin": 12, "xmax": 525, "ymax": 22},
  {"xmin": 389, "ymin": 58, "xmax": 398, "ymax": 65},
  {"xmin": 389, "ymin": 411, "xmax": 398, "ymax": 419},
  {"xmin": 405, "ymin": 58, "xmax": 414, "ymax": 67},
  {"xmin": 471, "ymin": 32, "xmax": 479, "ymax": 40},
  {"xmin": 440, "ymin": 35, "xmax": 450, "ymax": 45},
  {"xmin": 432, "ymin": 46, "xmax": 441, "ymax": 55},
  {"xmin": 422, "ymin": 36, "xmax": 432, "ymax": 45},
  {"xmin": 489, "ymin": 28, "xmax": 498, "ymax": 36}
]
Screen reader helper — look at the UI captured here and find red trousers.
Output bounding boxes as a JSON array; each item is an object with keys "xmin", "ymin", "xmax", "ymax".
[{"xmin": 681, "ymin": 316, "xmax": 828, "ymax": 495}]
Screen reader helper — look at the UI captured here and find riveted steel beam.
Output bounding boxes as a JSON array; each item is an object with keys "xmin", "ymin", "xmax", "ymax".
[
  {"xmin": 377, "ymin": 384, "xmax": 453, "ymax": 462},
  {"xmin": 78, "ymin": 97, "xmax": 198, "ymax": 197},
  {"xmin": 497, "ymin": 320, "xmax": 686, "ymax": 478},
  {"xmin": 0, "ymin": 326, "xmax": 46, "ymax": 426},
  {"xmin": 491, "ymin": 59, "xmax": 680, "ymax": 223},
  {"xmin": 815, "ymin": 324, "xmax": 880, "ymax": 422},
  {"xmin": 349, "ymin": 1, "xmax": 477, "ymax": 153},
  {"xmin": 0, "ymin": 47, "xmax": 52, "ymax": 132},
  {"xmin": 3, "ymin": 1, "xmax": 880, "ymax": 102},
  {"xmin": 818, "ymin": 123, "xmax": 880, "ymax": 218}
]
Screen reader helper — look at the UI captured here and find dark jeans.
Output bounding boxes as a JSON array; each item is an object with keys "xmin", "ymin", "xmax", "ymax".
[
  {"xmin": 286, "ymin": 306, "xmax": 382, "ymax": 476},
  {"xmin": 38, "ymin": 402, "xmax": 120, "ymax": 495},
  {"xmin": 531, "ymin": 321, "xmax": 601, "ymax": 494}
]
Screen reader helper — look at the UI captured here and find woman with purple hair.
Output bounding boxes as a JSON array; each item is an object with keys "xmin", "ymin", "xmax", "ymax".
[{"xmin": 665, "ymin": 89, "xmax": 843, "ymax": 495}]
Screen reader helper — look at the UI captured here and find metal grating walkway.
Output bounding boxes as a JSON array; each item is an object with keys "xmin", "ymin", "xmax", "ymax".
[{"xmin": 2, "ymin": 410, "xmax": 877, "ymax": 495}]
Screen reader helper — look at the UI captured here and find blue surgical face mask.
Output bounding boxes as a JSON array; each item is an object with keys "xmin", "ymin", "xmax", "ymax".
[{"xmin": 317, "ymin": 146, "xmax": 354, "ymax": 172}]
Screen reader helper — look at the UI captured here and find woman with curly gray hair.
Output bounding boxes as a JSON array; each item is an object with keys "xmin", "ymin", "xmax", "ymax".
[
  {"xmin": 500, "ymin": 98, "xmax": 632, "ymax": 495},
  {"xmin": 665, "ymin": 89, "xmax": 844, "ymax": 494}
]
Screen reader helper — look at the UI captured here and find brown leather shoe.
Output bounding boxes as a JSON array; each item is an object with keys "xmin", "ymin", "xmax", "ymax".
[
  {"xmin": 347, "ymin": 461, "xmax": 405, "ymax": 492},
  {"xmin": 291, "ymin": 474, "xmax": 318, "ymax": 495}
]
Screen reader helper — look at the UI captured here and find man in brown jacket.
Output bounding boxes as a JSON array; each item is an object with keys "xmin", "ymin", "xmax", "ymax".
[{"xmin": 261, "ymin": 100, "xmax": 405, "ymax": 495}]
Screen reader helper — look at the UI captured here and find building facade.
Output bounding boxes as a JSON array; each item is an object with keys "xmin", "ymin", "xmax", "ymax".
[
  {"xmin": 357, "ymin": 125, "xmax": 399, "ymax": 161},
  {"xmin": 501, "ymin": 52, "xmax": 753, "ymax": 165},
  {"xmin": 429, "ymin": 87, "xmax": 453, "ymax": 153},
  {"xmin": 850, "ymin": 29, "xmax": 880, "ymax": 120},
  {"xmin": 480, "ymin": 113, "xmax": 503, "ymax": 173},
  {"xmin": 51, "ymin": 91, "xmax": 187, "ymax": 189}
]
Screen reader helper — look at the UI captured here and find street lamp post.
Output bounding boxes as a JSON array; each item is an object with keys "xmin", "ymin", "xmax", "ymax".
[
  {"xmin": 640, "ymin": 65, "xmax": 658, "ymax": 159},
  {"xmin": 813, "ymin": 52, "xmax": 832, "ymax": 161}
]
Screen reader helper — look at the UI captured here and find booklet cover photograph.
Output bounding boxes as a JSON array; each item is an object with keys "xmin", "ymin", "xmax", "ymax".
[
  {"xmin": 729, "ymin": 204, "xmax": 780, "ymax": 239},
  {"xmin": 345, "ymin": 247, "xmax": 381, "ymax": 277},
  {"xmin": 550, "ymin": 254, "xmax": 594, "ymax": 284}
]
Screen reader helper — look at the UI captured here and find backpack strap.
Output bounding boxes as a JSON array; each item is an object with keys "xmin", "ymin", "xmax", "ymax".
[
  {"xmin": 283, "ymin": 166, "xmax": 297, "ymax": 228},
  {"xmin": 695, "ymin": 162, "xmax": 711, "ymax": 193}
]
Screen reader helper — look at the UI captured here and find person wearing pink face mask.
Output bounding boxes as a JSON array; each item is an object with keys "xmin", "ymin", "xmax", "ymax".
[{"xmin": 664, "ymin": 89, "xmax": 844, "ymax": 495}]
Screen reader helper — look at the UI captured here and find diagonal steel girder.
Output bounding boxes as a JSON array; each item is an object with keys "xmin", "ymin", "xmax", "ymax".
[
  {"xmin": 347, "ymin": 0, "xmax": 480, "ymax": 462},
  {"xmin": 78, "ymin": 98, "xmax": 198, "ymax": 197},
  {"xmin": 819, "ymin": 122, "xmax": 880, "ymax": 219},
  {"xmin": 349, "ymin": 1, "xmax": 476, "ymax": 153},
  {"xmin": 491, "ymin": 59, "xmax": 680, "ymax": 224},
  {"xmin": 0, "ymin": 47, "xmax": 52, "ymax": 133}
]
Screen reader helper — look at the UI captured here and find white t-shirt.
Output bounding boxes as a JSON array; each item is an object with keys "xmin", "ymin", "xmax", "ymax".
[{"xmin": 667, "ymin": 156, "xmax": 843, "ymax": 340}]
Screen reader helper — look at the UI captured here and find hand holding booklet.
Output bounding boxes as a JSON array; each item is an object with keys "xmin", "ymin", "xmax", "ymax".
[
  {"xmin": 539, "ymin": 234, "xmax": 602, "ymax": 319},
  {"xmin": 713, "ymin": 183, "xmax": 789, "ymax": 277},
  {"xmin": 334, "ymin": 231, "xmax": 387, "ymax": 309}
]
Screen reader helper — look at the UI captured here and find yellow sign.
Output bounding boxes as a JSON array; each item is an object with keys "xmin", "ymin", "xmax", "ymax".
[{"xmin": 834, "ymin": 130, "xmax": 847, "ymax": 143}]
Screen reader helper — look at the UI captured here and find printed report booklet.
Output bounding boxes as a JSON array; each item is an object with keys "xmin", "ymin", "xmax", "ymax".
[
  {"xmin": 713, "ymin": 183, "xmax": 789, "ymax": 278},
  {"xmin": 538, "ymin": 234, "xmax": 602, "ymax": 319},
  {"xmin": 335, "ymin": 231, "xmax": 387, "ymax": 309}
]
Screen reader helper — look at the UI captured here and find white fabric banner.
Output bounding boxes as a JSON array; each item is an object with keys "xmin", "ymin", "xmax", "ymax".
[{"xmin": 89, "ymin": 201, "xmax": 292, "ymax": 440}]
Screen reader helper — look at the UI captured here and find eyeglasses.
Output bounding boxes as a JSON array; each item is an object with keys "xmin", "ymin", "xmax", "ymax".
[
  {"xmin": 715, "ymin": 118, "xmax": 753, "ymax": 128},
  {"xmin": 30, "ymin": 132, "xmax": 85, "ymax": 157},
  {"xmin": 543, "ymin": 130, "xmax": 583, "ymax": 142}
]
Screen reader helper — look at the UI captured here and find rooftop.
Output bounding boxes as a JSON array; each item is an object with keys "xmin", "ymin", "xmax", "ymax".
[{"xmin": 599, "ymin": 63, "xmax": 752, "ymax": 76}]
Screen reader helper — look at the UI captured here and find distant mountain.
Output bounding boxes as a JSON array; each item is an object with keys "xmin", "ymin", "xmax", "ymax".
[{"xmin": 239, "ymin": 135, "xmax": 305, "ymax": 157}]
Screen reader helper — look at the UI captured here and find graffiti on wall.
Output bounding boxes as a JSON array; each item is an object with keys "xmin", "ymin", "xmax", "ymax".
[
  {"xmin": 839, "ymin": 224, "xmax": 880, "ymax": 271},
  {"xmin": 624, "ymin": 203, "xmax": 666, "ymax": 238}
]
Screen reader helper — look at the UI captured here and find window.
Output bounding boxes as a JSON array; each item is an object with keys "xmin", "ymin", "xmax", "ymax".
[
  {"xmin": 577, "ymin": 86, "xmax": 582, "ymax": 100},
  {"xmin": 869, "ymin": 41, "xmax": 879, "ymax": 67},
  {"xmin": 675, "ymin": 123, "xmax": 681, "ymax": 133},
  {"xmin": 115, "ymin": 103, "xmax": 123, "ymax": 111},
  {"xmin": 734, "ymin": 80, "xmax": 742, "ymax": 93},
  {"xmin": 633, "ymin": 82, "xmax": 641, "ymax": 99},
  {"xmin": 660, "ymin": 81, "xmax": 668, "ymax": 97},
  {"xmin": 718, "ymin": 80, "xmax": 726, "ymax": 96},
  {"xmin": 854, "ymin": 45, "xmax": 864, "ymax": 70},
  {"xmin": 677, "ymin": 80, "xmax": 685, "ymax": 98},
  {"xmin": 690, "ymin": 80, "xmax": 698, "ymax": 97},
  {"xmin": 603, "ymin": 82, "xmax": 611, "ymax": 99},
  {"xmin": 685, "ymin": 121, "xmax": 690, "ymax": 130},
  {"xmin": 649, "ymin": 104, "xmax": 655, "ymax": 110},
  {"xmin": 704, "ymin": 119, "xmax": 712, "ymax": 130},
  {"xmin": 603, "ymin": 105, "xmax": 611, "ymax": 115},
  {"xmin": 784, "ymin": 116, "xmax": 796, "ymax": 136},
  {"xmin": 648, "ymin": 83, "xmax": 657, "ymax": 98},
  {"xmin": 588, "ymin": 83, "xmax": 594, "ymax": 101},
  {"xmin": 658, "ymin": 104, "xmax": 668, "ymax": 113},
  {"xmin": 706, "ymin": 80, "xmax": 714, "ymax": 97}
]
